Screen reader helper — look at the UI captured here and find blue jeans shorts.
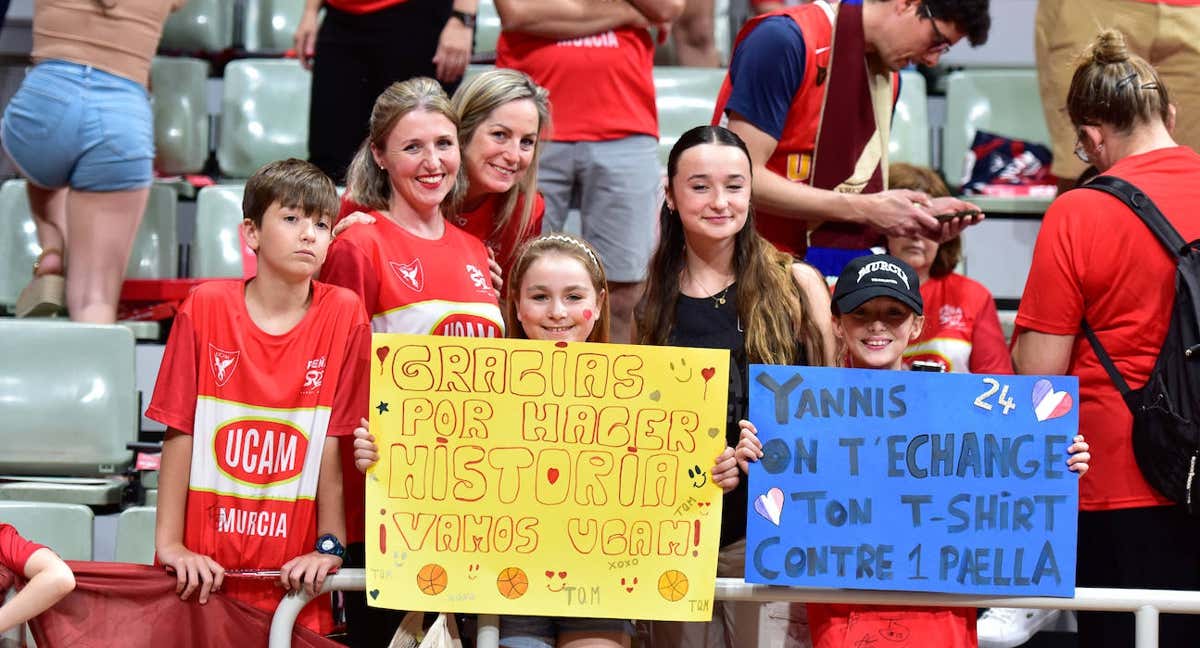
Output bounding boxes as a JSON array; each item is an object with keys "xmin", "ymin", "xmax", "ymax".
[
  {"xmin": 1, "ymin": 59, "xmax": 154, "ymax": 191},
  {"xmin": 499, "ymin": 614, "xmax": 636, "ymax": 648}
]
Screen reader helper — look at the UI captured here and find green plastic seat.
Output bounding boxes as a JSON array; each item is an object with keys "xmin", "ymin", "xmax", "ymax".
[
  {"xmin": 889, "ymin": 70, "xmax": 930, "ymax": 168},
  {"xmin": 0, "ymin": 320, "xmax": 136, "ymax": 507},
  {"xmin": 941, "ymin": 69, "xmax": 1051, "ymax": 211},
  {"xmin": 242, "ymin": 0, "xmax": 304, "ymax": 54},
  {"xmin": 462, "ymin": 63, "xmax": 494, "ymax": 88},
  {"xmin": 654, "ymin": 66, "xmax": 726, "ymax": 166},
  {"xmin": 0, "ymin": 502, "xmax": 93, "ymax": 561},
  {"xmin": 476, "ymin": 0, "xmax": 501, "ymax": 56},
  {"xmin": 160, "ymin": 0, "xmax": 234, "ymax": 52},
  {"xmin": 0, "ymin": 180, "xmax": 178, "ymax": 311},
  {"xmin": 217, "ymin": 60, "xmax": 311, "ymax": 178},
  {"xmin": 151, "ymin": 56, "xmax": 210, "ymax": 176},
  {"xmin": 115, "ymin": 506, "xmax": 158, "ymax": 565},
  {"xmin": 191, "ymin": 183, "xmax": 248, "ymax": 278}
]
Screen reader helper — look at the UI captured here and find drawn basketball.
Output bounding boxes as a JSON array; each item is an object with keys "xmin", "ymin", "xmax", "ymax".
[
  {"xmin": 416, "ymin": 563, "xmax": 447, "ymax": 595},
  {"xmin": 496, "ymin": 566, "xmax": 528, "ymax": 599},
  {"xmin": 657, "ymin": 569, "xmax": 689, "ymax": 602}
]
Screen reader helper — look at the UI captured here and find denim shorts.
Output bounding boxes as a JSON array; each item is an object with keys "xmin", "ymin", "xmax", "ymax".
[
  {"xmin": 499, "ymin": 614, "xmax": 636, "ymax": 648},
  {"xmin": 1, "ymin": 59, "xmax": 154, "ymax": 191}
]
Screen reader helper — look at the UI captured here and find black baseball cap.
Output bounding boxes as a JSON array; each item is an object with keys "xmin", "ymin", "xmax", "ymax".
[{"xmin": 832, "ymin": 254, "xmax": 923, "ymax": 315}]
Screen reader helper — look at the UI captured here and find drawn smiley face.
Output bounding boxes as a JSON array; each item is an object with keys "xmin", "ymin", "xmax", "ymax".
[
  {"xmin": 467, "ymin": 564, "xmax": 480, "ymax": 581},
  {"xmin": 545, "ymin": 570, "xmax": 568, "ymax": 592},
  {"xmin": 695, "ymin": 501, "xmax": 712, "ymax": 516},
  {"xmin": 669, "ymin": 358, "xmax": 692, "ymax": 383},
  {"xmin": 620, "ymin": 576, "xmax": 638, "ymax": 594},
  {"xmin": 686, "ymin": 464, "xmax": 707, "ymax": 488}
]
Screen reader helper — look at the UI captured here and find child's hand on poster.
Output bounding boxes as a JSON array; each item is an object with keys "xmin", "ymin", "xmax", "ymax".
[
  {"xmin": 1067, "ymin": 434, "xmax": 1090, "ymax": 477},
  {"xmin": 734, "ymin": 419, "xmax": 762, "ymax": 473},
  {"xmin": 353, "ymin": 417, "xmax": 380, "ymax": 474},
  {"xmin": 280, "ymin": 551, "xmax": 342, "ymax": 597},
  {"xmin": 712, "ymin": 447, "xmax": 739, "ymax": 493}
]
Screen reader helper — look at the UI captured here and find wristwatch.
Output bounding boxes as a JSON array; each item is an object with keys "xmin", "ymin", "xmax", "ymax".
[
  {"xmin": 315, "ymin": 533, "xmax": 345, "ymax": 558},
  {"xmin": 450, "ymin": 9, "xmax": 476, "ymax": 29}
]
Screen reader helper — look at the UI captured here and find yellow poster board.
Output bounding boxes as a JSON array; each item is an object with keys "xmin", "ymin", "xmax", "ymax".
[{"xmin": 366, "ymin": 335, "xmax": 729, "ymax": 621}]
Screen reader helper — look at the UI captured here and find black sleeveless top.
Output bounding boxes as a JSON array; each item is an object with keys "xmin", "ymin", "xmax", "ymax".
[{"xmin": 667, "ymin": 282, "xmax": 808, "ymax": 548}]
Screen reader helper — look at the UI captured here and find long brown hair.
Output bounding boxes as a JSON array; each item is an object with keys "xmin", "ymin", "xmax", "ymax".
[
  {"xmin": 447, "ymin": 69, "xmax": 551, "ymax": 247},
  {"xmin": 506, "ymin": 234, "xmax": 610, "ymax": 344},
  {"xmin": 635, "ymin": 125, "xmax": 826, "ymax": 365}
]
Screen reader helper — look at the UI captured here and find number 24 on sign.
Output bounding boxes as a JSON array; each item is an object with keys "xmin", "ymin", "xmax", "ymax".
[{"xmin": 973, "ymin": 378, "xmax": 1015, "ymax": 414}]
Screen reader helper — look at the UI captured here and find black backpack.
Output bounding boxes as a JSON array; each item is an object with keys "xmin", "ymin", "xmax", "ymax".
[{"xmin": 1078, "ymin": 175, "xmax": 1200, "ymax": 513}]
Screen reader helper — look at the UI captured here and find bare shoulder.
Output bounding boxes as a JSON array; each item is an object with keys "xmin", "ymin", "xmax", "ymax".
[{"xmin": 789, "ymin": 262, "xmax": 828, "ymax": 291}]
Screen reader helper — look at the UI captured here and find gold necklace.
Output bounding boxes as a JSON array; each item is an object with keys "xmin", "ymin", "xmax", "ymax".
[{"xmin": 687, "ymin": 268, "xmax": 733, "ymax": 309}]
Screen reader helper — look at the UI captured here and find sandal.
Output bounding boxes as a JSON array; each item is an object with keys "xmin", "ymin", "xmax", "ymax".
[{"xmin": 15, "ymin": 248, "xmax": 66, "ymax": 318}]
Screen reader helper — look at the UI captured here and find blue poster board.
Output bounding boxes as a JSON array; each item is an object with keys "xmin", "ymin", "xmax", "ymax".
[{"xmin": 745, "ymin": 365, "xmax": 1079, "ymax": 597}]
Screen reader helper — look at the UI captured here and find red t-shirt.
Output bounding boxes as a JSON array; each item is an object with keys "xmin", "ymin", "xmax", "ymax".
[
  {"xmin": 903, "ymin": 273, "xmax": 1013, "ymax": 374},
  {"xmin": 1015, "ymin": 146, "xmax": 1200, "ymax": 511},
  {"xmin": 496, "ymin": 28, "xmax": 657, "ymax": 141},
  {"xmin": 448, "ymin": 192, "xmax": 545, "ymax": 282},
  {"xmin": 809, "ymin": 604, "xmax": 976, "ymax": 648},
  {"xmin": 0, "ymin": 523, "xmax": 46, "ymax": 582},
  {"xmin": 146, "ymin": 280, "xmax": 371, "ymax": 634},
  {"xmin": 321, "ymin": 214, "xmax": 505, "ymax": 544}
]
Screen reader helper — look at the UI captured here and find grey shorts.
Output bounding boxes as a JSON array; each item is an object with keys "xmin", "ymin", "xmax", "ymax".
[{"xmin": 537, "ymin": 135, "xmax": 660, "ymax": 283}]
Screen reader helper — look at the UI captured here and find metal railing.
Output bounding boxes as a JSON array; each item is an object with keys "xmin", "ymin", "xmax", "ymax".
[{"xmin": 269, "ymin": 569, "xmax": 1200, "ymax": 648}]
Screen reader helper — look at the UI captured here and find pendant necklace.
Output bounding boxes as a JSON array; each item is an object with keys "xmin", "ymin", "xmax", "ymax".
[{"xmin": 687, "ymin": 267, "xmax": 733, "ymax": 309}]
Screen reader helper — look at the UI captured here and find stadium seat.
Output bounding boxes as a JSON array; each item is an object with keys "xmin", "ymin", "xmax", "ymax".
[
  {"xmin": 890, "ymin": 70, "xmax": 930, "ymax": 168},
  {"xmin": 0, "ymin": 502, "xmax": 94, "ymax": 560},
  {"xmin": 191, "ymin": 183, "xmax": 248, "ymax": 278},
  {"xmin": 0, "ymin": 180, "xmax": 179, "ymax": 312},
  {"xmin": 151, "ymin": 56, "xmax": 210, "ymax": 177},
  {"xmin": 115, "ymin": 506, "xmax": 158, "ymax": 565},
  {"xmin": 476, "ymin": 0, "xmax": 501, "ymax": 57},
  {"xmin": 217, "ymin": 59, "xmax": 311, "ymax": 178},
  {"xmin": 654, "ymin": 66, "xmax": 725, "ymax": 166},
  {"xmin": 0, "ymin": 320, "xmax": 136, "ymax": 506},
  {"xmin": 941, "ymin": 69, "xmax": 1053, "ymax": 213},
  {"xmin": 160, "ymin": 0, "xmax": 234, "ymax": 53},
  {"xmin": 462, "ymin": 63, "xmax": 494, "ymax": 88},
  {"xmin": 242, "ymin": 0, "xmax": 304, "ymax": 54}
]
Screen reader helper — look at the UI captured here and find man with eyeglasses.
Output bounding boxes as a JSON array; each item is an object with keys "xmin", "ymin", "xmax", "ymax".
[{"xmin": 711, "ymin": 0, "xmax": 990, "ymax": 276}]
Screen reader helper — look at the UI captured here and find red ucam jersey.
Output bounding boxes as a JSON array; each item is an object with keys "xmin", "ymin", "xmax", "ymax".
[
  {"xmin": 321, "ymin": 213, "xmax": 504, "ymax": 544},
  {"xmin": 321, "ymin": 212, "xmax": 505, "ymax": 337},
  {"xmin": 146, "ymin": 280, "xmax": 370, "ymax": 635},
  {"xmin": 496, "ymin": 27, "xmax": 657, "ymax": 141}
]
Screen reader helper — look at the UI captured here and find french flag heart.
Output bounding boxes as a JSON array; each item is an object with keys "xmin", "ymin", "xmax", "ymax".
[
  {"xmin": 754, "ymin": 487, "xmax": 785, "ymax": 526},
  {"xmin": 1032, "ymin": 379, "xmax": 1073, "ymax": 422}
]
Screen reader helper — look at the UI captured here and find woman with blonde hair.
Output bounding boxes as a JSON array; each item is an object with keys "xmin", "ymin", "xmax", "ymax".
[
  {"xmin": 320, "ymin": 76, "xmax": 506, "ymax": 647},
  {"xmin": 1012, "ymin": 29, "xmax": 1200, "ymax": 648},
  {"xmin": 337, "ymin": 68, "xmax": 552, "ymax": 281}
]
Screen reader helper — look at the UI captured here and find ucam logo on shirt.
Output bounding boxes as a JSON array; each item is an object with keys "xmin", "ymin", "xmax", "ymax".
[{"xmin": 214, "ymin": 417, "xmax": 309, "ymax": 486}]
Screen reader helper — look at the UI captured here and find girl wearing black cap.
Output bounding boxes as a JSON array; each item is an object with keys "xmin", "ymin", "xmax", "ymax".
[{"xmin": 738, "ymin": 253, "xmax": 1089, "ymax": 648}]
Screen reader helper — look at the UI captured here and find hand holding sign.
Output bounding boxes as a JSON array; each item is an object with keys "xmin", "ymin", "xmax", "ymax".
[{"xmin": 745, "ymin": 366, "xmax": 1080, "ymax": 597}]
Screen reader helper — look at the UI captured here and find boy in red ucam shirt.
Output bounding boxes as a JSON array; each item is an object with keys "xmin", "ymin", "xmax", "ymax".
[{"xmin": 148, "ymin": 159, "xmax": 370, "ymax": 636}]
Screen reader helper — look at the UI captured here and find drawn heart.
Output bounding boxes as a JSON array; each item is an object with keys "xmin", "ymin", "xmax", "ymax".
[
  {"xmin": 375, "ymin": 346, "xmax": 389, "ymax": 365},
  {"xmin": 1032, "ymin": 379, "xmax": 1074, "ymax": 422},
  {"xmin": 701, "ymin": 367, "xmax": 716, "ymax": 382},
  {"xmin": 547, "ymin": 468, "xmax": 560, "ymax": 485},
  {"xmin": 648, "ymin": 390, "xmax": 661, "ymax": 401},
  {"xmin": 369, "ymin": 589, "xmax": 380, "ymax": 600},
  {"xmin": 753, "ymin": 487, "xmax": 785, "ymax": 526},
  {"xmin": 707, "ymin": 427, "xmax": 721, "ymax": 438}
]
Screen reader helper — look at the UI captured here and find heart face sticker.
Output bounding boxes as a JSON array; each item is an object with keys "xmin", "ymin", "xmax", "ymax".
[
  {"xmin": 753, "ymin": 487, "xmax": 785, "ymax": 526},
  {"xmin": 648, "ymin": 390, "xmax": 661, "ymax": 401},
  {"xmin": 707, "ymin": 427, "xmax": 721, "ymax": 438},
  {"xmin": 1032, "ymin": 379, "xmax": 1074, "ymax": 422}
]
